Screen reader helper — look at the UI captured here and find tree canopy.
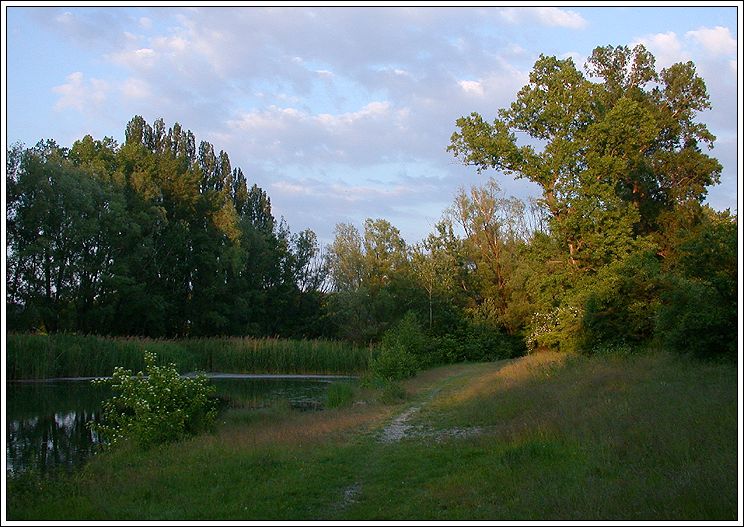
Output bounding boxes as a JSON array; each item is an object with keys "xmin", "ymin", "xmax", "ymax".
[
  {"xmin": 7, "ymin": 117, "xmax": 327, "ymax": 338},
  {"xmin": 6, "ymin": 44, "xmax": 736, "ymax": 361}
]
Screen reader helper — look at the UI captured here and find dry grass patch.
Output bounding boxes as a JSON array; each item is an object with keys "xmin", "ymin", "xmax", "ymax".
[
  {"xmin": 424, "ymin": 351, "xmax": 566, "ymax": 411},
  {"xmin": 209, "ymin": 403, "xmax": 395, "ymax": 451}
]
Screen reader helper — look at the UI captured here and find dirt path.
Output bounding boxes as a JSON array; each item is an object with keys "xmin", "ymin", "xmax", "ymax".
[
  {"xmin": 377, "ymin": 362, "xmax": 509, "ymax": 444},
  {"xmin": 379, "ymin": 405, "xmax": 422, "ymax": 443}
]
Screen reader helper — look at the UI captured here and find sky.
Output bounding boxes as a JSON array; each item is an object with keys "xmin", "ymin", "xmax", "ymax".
[{"xmin": 3, "ymin": 3, "xmax": 740, "ymax": 246}]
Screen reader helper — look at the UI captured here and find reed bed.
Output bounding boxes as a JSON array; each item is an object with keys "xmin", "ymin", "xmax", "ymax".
[{"xmin": 5, "ymin": 333, "xmax": 370, "ymax": 380}]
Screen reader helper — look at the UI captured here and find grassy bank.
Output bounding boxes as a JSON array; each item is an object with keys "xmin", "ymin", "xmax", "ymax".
[
  {"xmin": 6, "ymin": 350, "xmax": 738, "ymax": 520},
  {"xmin": 5, "ymin": 333, "xmax": 371, "ymax": 379}
]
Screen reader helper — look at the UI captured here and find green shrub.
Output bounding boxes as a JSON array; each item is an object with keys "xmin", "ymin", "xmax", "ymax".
[
  {"xmin": 654, "ymin": 210, "xmax": 737, "ymax": 359},
  {"xmin": 89, "ymin": 352, "xmax": 217, "ymax": 448},
  {"xmin": 380, "ymin": 311, "xmax": 431, "ymax": 362},
  {"xmin": 525, "ymin": 305, "xmax": 583, "ymax": 353},
  {"xmin": 325, "ymin": 382, "xmax": 356, "ymax": 409},
  {"xmin": 370, "ymin": 312, "xmax": 428, "ymax": 380},
  {"xmin": 655, "ymin": 276, "xmax": 737, "ymax": 359},
  {"xmin": 579, "ymin": 252, "xmax": 662, "ymax": 353},
  {"xmin": 463, "ymin": 321, "xmax": 525, "ymax": 360},
  {"xmin": 369, "ymin": 343, "xmax": 418, "ymax": 381},
  {"xmin": 431, "ymin": 334, "xmax": 463, "ymax": 363},
  {"xmin": 428, "ymin": 318, "xmax": 525, "ymax": 364}
]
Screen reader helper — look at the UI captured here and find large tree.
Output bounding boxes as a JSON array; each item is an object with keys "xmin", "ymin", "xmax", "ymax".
[
  {"xmin": 448, "ymin": 44, "xmax": 721, "ymax": 272},
  {"xmin": 7, "ymin": 116, "xmax": 328, "ymax": 338}
]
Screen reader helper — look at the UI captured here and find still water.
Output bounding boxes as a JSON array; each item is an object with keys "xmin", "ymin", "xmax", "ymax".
[{"xmin": 5, "ymin": 376, "xmax": 350, "ymax": 476}]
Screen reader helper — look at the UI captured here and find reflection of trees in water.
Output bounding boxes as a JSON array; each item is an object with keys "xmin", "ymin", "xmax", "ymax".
[
  {"xmin": 6, "ymin": 379, "xmax": 341, "ymax": 474},
  {"xmin": 6, "ymin": 410, "xmax": 103, "ymax": 474}
]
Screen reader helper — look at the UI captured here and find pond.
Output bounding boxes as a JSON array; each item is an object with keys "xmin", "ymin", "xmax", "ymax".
[{"xmin": 5, "ymin": 375, "xmax": 354, "ymax": 476}]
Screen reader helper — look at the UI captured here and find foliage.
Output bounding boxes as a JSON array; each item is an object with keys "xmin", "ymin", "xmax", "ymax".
[
  {"xmin": 8, "ymin": 354, "xmax": 737, "ymax": 521},
  {"xmin": 369, "ymin": 344, "xmax": 418, "ymax": 381},
  {"xmin": 369, "ymin": 313, "xmax": 428, "ymax": 380},
  {"xmin": 5, "ymin": 44, "xmax": 736, "ymax": 361},
  {"xmin": 525, "ymin": 305, "xmax": 583, "ymax": 353},
  {"xmin": 433, "ymin": 319, "xmax": 525, "ymax": 363},
  {"xmin": 7, "ymin": 117, "xmax": 328, "ymax": 339},
  {"xmin": 447, "ymin": 44, "xmax": 731, "ymax": 356},
  {"xmin": 380, "ymin": 312, "xmax": 431, "ymax": 363},
  {"xmin": 655, "ymin": 276, "xmax": 736, "ymax": 359},
  {"xmin": 6, "ymin": 333, "xmax": 371, "ymax": 380},
  {"xmin": 325, "ymin": 382, "xmax": 356, "ymax": 409},
  {"xmin": 654, "ymin": 206, "xmax": 737, "ymax": 358},
  {"xmin": 578, "ymin": 250, "xmax": 662, "ymax": 352},
  {"xmin": 90, "ymin": 352, "xmax": 217, "ymax": 448}
]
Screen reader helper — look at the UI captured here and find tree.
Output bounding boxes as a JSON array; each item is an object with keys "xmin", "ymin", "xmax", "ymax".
[
  {"xmin": 448, "ymin": 45, "xmax": 721, "ymax": 273},
  {"xmin": 361, "ymin": 218, "xmax": 409, "ymax": 290},
  {"xmin": 449, "ymin": 178, "xmax": 530, "ymax": 333},
  {"xmin": 7, "ymin": 116, "xmax": 329, "ymax": 339},
  {"xmin": 6, "ymin": 140, "xmax": 125, "ymax": 332},
  {"xmin": 327, "ymin": 223, "xmax": 365, "ymax": 292},
  {"xmin": 325, "ymin": 219, "xmax": 413, "ymax": 342},
  {"xmin": 449, "ymin": 45, "xmax": 727, "ymax": 353}
]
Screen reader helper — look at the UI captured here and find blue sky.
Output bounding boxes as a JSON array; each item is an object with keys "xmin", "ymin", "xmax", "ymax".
[{"xmin": 3, "ymin": 4, "xmax": 740, "ymax": 245}]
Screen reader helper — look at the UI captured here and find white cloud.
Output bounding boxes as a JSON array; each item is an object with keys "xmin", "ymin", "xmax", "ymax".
[
  {"xmin": 533, "ymin": 7, "xmax": 587, "ymax": 29},
  {"xmin": 226, "ymin": 100, "xmax": 411, "ymax": 164},
  {"xmin": 499, "ymin": 7, "xmax": 587, "ymax": 29},
  {"xmin": 458, "ymin": 80, "xmax": 484, "ymax": 97},
  {"xmin": 121, "ymin": 78, "xmax": 150, "ymax": 99},
  {"xmin": 631, "ymin": 31, "xmax": 689, "ymax": 68},
  {"xmin": 152, "ymin": 35, "xmax": 189, "ymax": 53},
  {"xmin": 109, "ymin": 47, "xmax": 157, "ymax": 69},
  {"xmin": 686, "ymin": 26, "xmax": 737, "ymax": 56},
  {"xmin": 52, "ymin": 72, "xmax": 108, "ymax": 111}
]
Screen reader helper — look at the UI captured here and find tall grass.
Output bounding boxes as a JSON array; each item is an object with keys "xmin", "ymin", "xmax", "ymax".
[
  {"xmin": 7, "ymin": 352, "xmax": 737, "ymax": 520},
  {"xmin": 5, "ymin": 334, "xmax": 371, "ymax": 380}
]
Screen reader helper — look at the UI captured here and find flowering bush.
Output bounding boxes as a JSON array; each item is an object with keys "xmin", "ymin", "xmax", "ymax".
[
  {"xmin": 90, "ymin": 351, "xmax": 217, "ymax": 448},
  {"xmin": 526, "ymin": 305, "xmax": 582, "ymax": 353}
]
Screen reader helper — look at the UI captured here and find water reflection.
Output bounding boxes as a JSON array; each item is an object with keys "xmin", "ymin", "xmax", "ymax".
[
  {"xmin": 6, "ymin": 409, "xmax": 103, "ymax": 475},
  {"xmin": 5, "ymin": 382, "xmax": 110, "ymax": 476},
  {"xmin": 6, "ymin": 377, "xmax": 343, "ymax": 475},
  {"xmin": 212, "ymin": 378, "xmax": 331, "ymax": 411}
]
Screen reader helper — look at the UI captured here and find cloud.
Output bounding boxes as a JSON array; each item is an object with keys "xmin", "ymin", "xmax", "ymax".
[
  {"xmin": 121, "ymin": 77, "xmax": 151, "ymax": 99},
  {"xmin": 109, "ymin": 47, "xmax": 157, "ymax": 69},
  {"xmin": 52, "ymin": 72, "xmax": 109, "ymax": 111},
  {"xmin": 631, "ymin": 31, "xmax": 689, "ymax": 68},
  {"xmin": 499, "ymin": 7, "xmax": 587, "ymax": 29},
  {"xmin": 39, "ymin": 8, "xmax": 135, "ymax": 51},
  {"xmin": 686, "ymin": 26, "xmax": 737, "ymax": 56},
  {"xmin": 458, "ymin": 80, "xmax": 484, "ymax": 97},
  {"xmin": 226, "ymin": 101, "xmax": 412, "ymax": 165},
  {"xmin": 15, "ymin": 7, "xmax": 737, "ymax": 244}
]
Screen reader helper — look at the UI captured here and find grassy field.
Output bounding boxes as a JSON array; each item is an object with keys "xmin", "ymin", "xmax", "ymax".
[
  {"xmin": 5, "ymin": 333, "xmax": 371, "ymax": 379},
  {"xmin": 6, "ymin": 350, "xmax": 739, "ymax": 520}
]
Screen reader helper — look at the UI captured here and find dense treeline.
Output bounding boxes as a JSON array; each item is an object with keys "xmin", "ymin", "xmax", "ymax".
[
  {"xmin": 319, "ymin": 45, "xmax": 737, "ymax": 366},
  {"xmin": 6, "ymin": 44, "xmax": 737, "ymax": 368},
  {"xmin": 7, "ymin": 116, "xmax": 328, "ymax": 338}
]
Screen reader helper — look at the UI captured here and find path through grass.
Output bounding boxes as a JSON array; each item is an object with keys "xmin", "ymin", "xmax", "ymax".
[{"xmin": 7, "ymin": 351, "xmax": 738, "ymax": 520}]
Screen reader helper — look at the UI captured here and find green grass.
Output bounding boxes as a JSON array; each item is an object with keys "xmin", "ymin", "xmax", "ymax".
[
  {"xmin": 6, "ymin": 350, "xmax": 738, "ymax": 520},
  {"xmin": 5, "ymin": 333, "xmax": 371, "ymax": 379},
  {"xmin": 325, "ymin": 381, "xmax": 356, "ymax": 409}
]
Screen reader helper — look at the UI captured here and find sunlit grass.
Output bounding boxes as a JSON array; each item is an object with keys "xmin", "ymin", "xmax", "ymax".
[{"xmin": 7, "ymin": 351, "xmax": 738, "ymax": 520}]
